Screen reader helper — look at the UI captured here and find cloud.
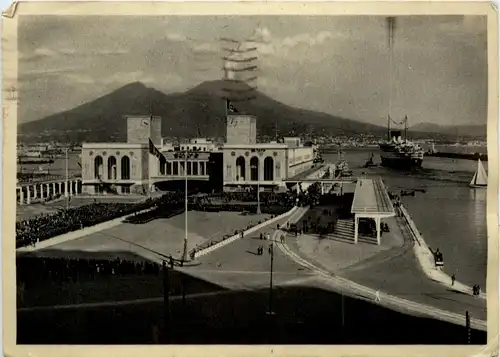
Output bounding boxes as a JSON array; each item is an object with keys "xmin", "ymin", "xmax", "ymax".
[
  {"xmin": 166, "ymin": 33, "xmax": 188, "ymax": 42},
  {"xmin": 33, "ymin": 47, "xmax": 58, "ymax": 58},
  {"xmin": 19, "ymin": 47, "xmax": 59, "ymax": 61},
  {"xmin": 282, "ymin": 31, "xmax": 334, "ymax": 48},
  {"xmin": 64, "ymin": 73, "xmax": 96, "ymax": 84},
  {"xmin": 99, "ymin": 71, "xmax": 153, "ymax": 85}
]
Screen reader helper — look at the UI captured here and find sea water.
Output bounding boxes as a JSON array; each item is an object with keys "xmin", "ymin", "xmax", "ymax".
[{"xmin": 324, "ymin": 149, "xmax": 488, "ymax": 291}]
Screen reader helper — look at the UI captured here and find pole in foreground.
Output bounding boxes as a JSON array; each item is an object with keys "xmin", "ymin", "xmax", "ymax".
[
  {"xmin": 465, "ymin": 310, "xmax": 471, "ymax": 344},
  {"xmin": 266, "ymin": 242, "xmax": 275, "ymax": 316},
  {"xmin": 65, "ymin": 147, "xmax": 69, "ymax": 210},
  {"xmin": 162, "ymin": 261, "xmax": 171, "ymax": 343},
  {"xmin": 257, "ymin": 180, "xmax": 261, "ymax": 215},
  {"xmin": 183, "ymin": 155, "xmax": 188, "ymax": 265}
]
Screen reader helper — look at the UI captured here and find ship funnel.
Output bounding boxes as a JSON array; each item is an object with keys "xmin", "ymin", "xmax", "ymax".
[{"xmin": 390, "ymin": 130, "xmax": 402, "ymax": 143}]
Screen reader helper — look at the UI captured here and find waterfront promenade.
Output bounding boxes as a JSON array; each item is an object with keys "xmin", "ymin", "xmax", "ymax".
[{"xmin": 278, "ymin": 208, "xmax": 487, "ymax": 326}]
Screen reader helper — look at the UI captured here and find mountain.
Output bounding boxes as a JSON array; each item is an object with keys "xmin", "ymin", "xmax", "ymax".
[
  {"xmin": 410, "ymin": 122, "xmax": 487, "ymax": 139},
  {"xmin": 18, "ymin": 81, "xmax": 388, "ymax": 143},
  {"xmin": 18, "ymin": 81, "xmax": 486, "ymax": 143}
]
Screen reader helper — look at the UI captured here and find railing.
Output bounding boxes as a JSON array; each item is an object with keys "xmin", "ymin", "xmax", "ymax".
[
  {"xmin": 17, "ymin": 175, "xmax": 81, "ymax": 185},
  {"xmin": 399, "ymin": 205, "xmax": 422, "ymax": 247}
]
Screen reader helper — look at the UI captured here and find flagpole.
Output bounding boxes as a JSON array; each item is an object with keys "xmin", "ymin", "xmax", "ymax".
[
  {"xmin": 65, "ymin": 147, "xmax": 69, "ymax": 210},
  {"xmin": 183, "ymin": 152, "xmax": 188, "ymax": 265}
]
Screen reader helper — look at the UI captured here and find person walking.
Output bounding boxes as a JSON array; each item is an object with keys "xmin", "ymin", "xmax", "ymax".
[
  {"xmin": 451, "ymin": 273, "xmax": 456, "ymax": 286},
  {"xmin": 375, "ymin": 289, "xmax": 381, "ymax": 302}
]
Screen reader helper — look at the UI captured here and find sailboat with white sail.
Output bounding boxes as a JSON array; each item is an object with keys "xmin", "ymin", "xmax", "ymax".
[{"xmin": 469, "ymin": 159, "xmax": 488, "ymax": 188}]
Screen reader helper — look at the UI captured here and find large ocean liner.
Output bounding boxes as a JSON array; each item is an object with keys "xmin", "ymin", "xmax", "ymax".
[{"xmin": 379, "ymin": 117, "xmax": 425, "ymax": 169}]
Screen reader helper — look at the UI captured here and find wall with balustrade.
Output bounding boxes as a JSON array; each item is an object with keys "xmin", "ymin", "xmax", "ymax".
[{"xmin": 16, "ymin": 179, "xmax": 82, "ymax": 205}]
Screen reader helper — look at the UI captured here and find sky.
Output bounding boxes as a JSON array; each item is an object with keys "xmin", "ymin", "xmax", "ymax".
[{"xmin": 18, "ymin": 15, "xmax": 487, "ymax": 127}]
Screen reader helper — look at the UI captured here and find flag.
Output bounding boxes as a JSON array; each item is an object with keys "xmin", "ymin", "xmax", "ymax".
[
  {"xmin": 149, "ymin": 139, "xmax": 166, "ymax": 162},
  {"xmin": 226, "ymin": 99, "xmax": 238, "ymax": 114}
]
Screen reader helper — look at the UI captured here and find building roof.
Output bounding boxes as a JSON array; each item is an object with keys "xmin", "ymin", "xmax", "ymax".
[
  {"xmin": 82, "ymin": 142, "xmax": 148, "ymax": 149},
  {"xmin": 222, "ymin": 143, "xmax": 288, "ymax": 149},
  {"xmin": 351, "ymin": 178, "xmax": 395, "ymax": 216}
]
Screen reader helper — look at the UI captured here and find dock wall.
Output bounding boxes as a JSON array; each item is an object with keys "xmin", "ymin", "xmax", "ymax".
[{"xmin": 398, "ymin": 204, "xmax": 485, "ymax": 299}]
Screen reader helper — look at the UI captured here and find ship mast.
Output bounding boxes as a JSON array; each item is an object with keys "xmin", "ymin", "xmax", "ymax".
[
  {"xmin": 387, "ymin": 17, "xmax": 396, "ymax": 142},
  {"xmin": 404, "ymin": 115, "xmax": 408, "ymax": 141}
]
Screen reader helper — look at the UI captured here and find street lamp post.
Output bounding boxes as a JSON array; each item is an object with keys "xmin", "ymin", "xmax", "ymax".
[
  {"xmin": 251, "ymin": 163, "xmax": 261, "ymax": 214},
  {"xmin": 176, "ymin": 150, "xmax": 198, "ymax": 265},
  {"xmin": 267, "ymin": 241, "xmax": 275, "ymax": 316},
  {"xmin": 65, "ymin": 147, "xmax": 69, "ymax": 210},
  {"xmin": 183, "ymin": 153, "xmax": 188, "ymax": 264}
]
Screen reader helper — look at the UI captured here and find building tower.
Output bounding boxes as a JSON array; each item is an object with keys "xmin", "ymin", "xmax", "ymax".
[{"xmin": 126, "ymin": 115, "xmax": 162, "ymax": 145}]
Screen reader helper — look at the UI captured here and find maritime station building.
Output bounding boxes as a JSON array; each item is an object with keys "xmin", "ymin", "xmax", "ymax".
[{"xmin": 80, "ymin": 113, "xmax": 315, "ymax": 194}]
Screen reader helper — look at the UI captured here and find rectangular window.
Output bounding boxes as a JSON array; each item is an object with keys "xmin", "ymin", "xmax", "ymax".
[
  {"xmin": 166, "ymin": 162, "xmax": 172, "ymax": 175},
  {"xmin": 180, "ymin": 162, "xmax": 185, "ymax": 175},
  {"xmin": 200, "ymin": 162, "xmax": 205, "ymax": 175},
  {"xmin": 193, "ymin": 161, "xmax": 199, "ymax": 175},
  {"xmin": 187, "ymin": 161, "xmax": 192, "ymax": 175},
  {"xmin": 173, "ymin": 162, "xmax": 179, "ymax": 175}
]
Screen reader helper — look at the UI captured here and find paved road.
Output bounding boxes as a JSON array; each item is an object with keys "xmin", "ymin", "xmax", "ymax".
[
  {"xmin": 283, "ymin": 230, "xmax": 487, "ymax": 329},
  {"xmin": 181, "ymin": 214, "xmax": 315, "ymax": 290}
]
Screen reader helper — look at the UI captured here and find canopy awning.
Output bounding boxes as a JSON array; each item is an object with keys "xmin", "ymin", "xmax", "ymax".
[{"xmin": 351, "ymin": 177, "xmax": 395, "ymax": 217}]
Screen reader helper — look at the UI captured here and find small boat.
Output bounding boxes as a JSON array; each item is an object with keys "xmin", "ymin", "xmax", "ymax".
[
  {"xmin": 364, "ymin": 153, "xmax": 377, "ymax": 168},
  {"xmin": 400, "ymin": 189, "xmax": 415, "ymax": 197},
  {"xmin": 469, "ymin": 159, "xmax": 488, "ymax": 188}
]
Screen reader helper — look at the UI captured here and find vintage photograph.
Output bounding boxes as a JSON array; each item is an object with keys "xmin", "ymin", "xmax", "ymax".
[{"xmin": 5, "ymin": 2, "xmax": 497, "ymax": 350}]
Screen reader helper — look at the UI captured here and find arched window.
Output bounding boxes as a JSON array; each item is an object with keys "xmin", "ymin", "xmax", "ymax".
[
  {"xmin": 250, "ymin": 157, "xmax": 259, "ymax": 181},
  {"xmin": 108, "ymin": 156, "xmax": 117, "ymax": 180},
  {"xmin": 94, "ymin": 156, "xmax": 103, "ymax": 179},
  {"xmin": 236, "ymin": 156, "xmax": 246, "ymax": 181},
  {"xmin": 121, "ymin": 156, "xmax": 130, "ymax": 180},
  {"xmin": 264, "ymin": 157, "xmax": 274, "ymax": 181}
]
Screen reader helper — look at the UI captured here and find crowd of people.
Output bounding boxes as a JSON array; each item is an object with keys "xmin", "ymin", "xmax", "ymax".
[
  {"xmin": 125, "ymin": 192, "xmax": 186, "ymax": 224},
  {"xmin": 15, "ymin": 194, "xmax": 180, "ymax": 248},
  {"xmin": 16, "ymin": 184, "xmax": 321, "ymax": 252},
  {"xmin": 16, "ymin": 203, "xmax": 138, "ymax": 248},
  {"xmin": 17, "ymin": 256, "xmax": 162, "ymax": 288},
  {"xmin": 189, "ymin": 191, "xmax": 300, "ymax": 215}
]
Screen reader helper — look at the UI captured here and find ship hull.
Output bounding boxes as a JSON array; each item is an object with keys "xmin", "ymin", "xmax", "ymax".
[{"xmin": 380, "ymin": 156, "xmax": 423, "ymax": 170}]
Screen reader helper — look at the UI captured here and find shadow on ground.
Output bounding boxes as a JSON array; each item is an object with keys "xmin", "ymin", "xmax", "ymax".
[{"xmin": 17, "ymin": 251, "xmax": 487, "ymax": 345}]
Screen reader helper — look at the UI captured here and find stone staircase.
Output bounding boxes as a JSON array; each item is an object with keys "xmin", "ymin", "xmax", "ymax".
[
  {"xmin": 334, "ymin": 219, "xmax": 355, "ymax": 242},
  {"xmin": 329, "ymin": 218, "xmax": 379, "ymax": 245}
]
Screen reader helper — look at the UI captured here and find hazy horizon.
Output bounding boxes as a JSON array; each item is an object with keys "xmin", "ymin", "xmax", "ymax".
[{"xmin": 18, "ymin": 15, "xmax": 488, "ymax": 127}]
